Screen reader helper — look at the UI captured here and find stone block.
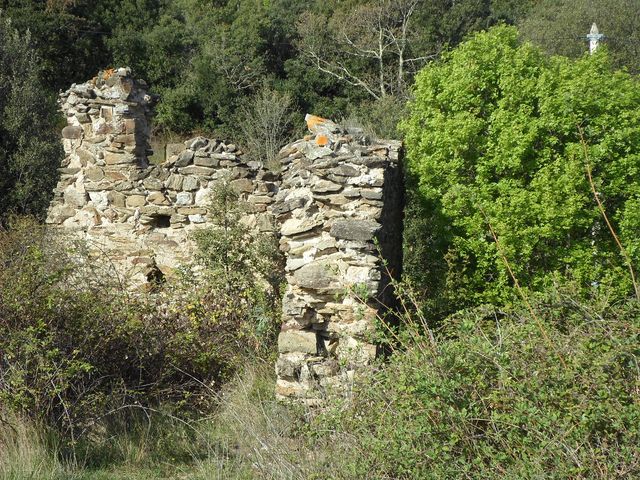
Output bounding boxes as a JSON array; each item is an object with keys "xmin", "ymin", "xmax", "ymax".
[
  {"xmin": 311, "ymin": 180, "xmax": 342, "ymax": 193},
  {"xmin": 182, "ymin": 176, "xmax": 200, "ymax": 191},
  {"xmin": 175, "ymin": 150, "xmax": 194, "ymax": 167},
  {"xmin": 211, "ymin": 152, "xmax": 236, "ymax": 161},
  {"xmin": 281, "ymin": 218, "xmax": 323, "ymax": 237},
  {"xmin": 85, "ymin": 167, "xmax": 104, "ymax": 182},
  {"xmin": 105, "ymin": 152, "xmax": 134, "ymax": 165},
  {"xmin": 165, "ymin": 174, "xmax": 183, "ymax": 190},
  {"xmin": 194, "ymin": 157, "xmax": 220, "ymax": 168},
  {"xmin": 47, "ymin": 204, "xmax": 76, "ymax": 224},
  {"xmin": 62, "ymin": 126, "xmax": 83, "ymax": 139},
  {"xmin": 147, "ymin": 191, "xmax": 171, "ymax": 205},
  {"xmin": 170, "ymin": 213, "xmax": 188, "ymax": 225},
  {"xmin": 179, "ymin": 165, "xmax": 216, "ymax": 176},
  {"xmin": 125, "ymin": 195, "xmax": 146, "ymax": 208},
  {"xmin": 360, "ymin": 188, "xmax": 383, "ymax": 200},
  {"xmin": 195, "ymin": 188, "xmax": 211, "ymax": 204},
  {"xmin": 76, "ymin": 113, "xmax": 91, "ymax": 124},
  {"xmin": 89, "ymin": 191, "xmax": 109, "ymax": 209},
  {"xmin": 176, "ymin": 192, "xmax": 193, "ymax": 206},
  {"xmin": 64, "ymin": 189, "xmax": 88, "ymax": 208},
  {"xmin": 177, "ymin": 207, "xmax": 207, "ymax": 215},
  {"xmin": 330, "ymin": 219, "xmax": 380, "ymax": 242},
  {"xmin": 278, "ymin": 330, "xmax": 317, "ymax": 354},
  {"xmin": 107, "ymin": 190, "xmax": 126, "ymax": 207},
  {"xmin": 292, "ymin": 262, "xmax": 337, "ymax": 290},
  {"xmin": 231, "ymin": 178, "xmax": 254, "ymax": 193},
  {"xmin": 143, "ymin": 178, "xmax": 163, "ymax": 190},
  {"xmin": 188, "ymin": 137, "xmax": 209, "ymax": 150}
]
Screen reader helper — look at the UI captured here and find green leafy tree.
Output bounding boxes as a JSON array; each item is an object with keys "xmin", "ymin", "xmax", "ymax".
[
  {"xmin": 0, "ymin": 13, "xmax": 63, "ymax": 221},
  {"xmin": 402, "ymin": 25, "xmax": 640, "ymax": 313},
  {"xmin": 0, "ymin": 1, "xmax": 109, "ymax": 90},
  {"xmin": 294, "ymin": 0, "xmax": 535, "ymax": 138}
]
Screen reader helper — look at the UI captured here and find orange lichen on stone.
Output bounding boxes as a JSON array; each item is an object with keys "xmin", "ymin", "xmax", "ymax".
[
  {"xmin": 103, "ymin": 68, "xmax": 115, "ymax": 80},
  {"xmin": 306, "ymin": 114, "xmax": 326, "ymax": 131},
  {"xmin": 315, "ymin": 134, "xmax": 329, "ymax": 146}
]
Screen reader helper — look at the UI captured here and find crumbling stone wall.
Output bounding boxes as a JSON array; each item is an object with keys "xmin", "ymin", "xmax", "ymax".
[
  {"xmin": 47, "ymin": 69, "xmax": 403, "ymax": 402},
  {"xmin": 272, "ymin": 115, "xmax": 403, "ymax": 403},
  {"xmin": 47, "ymin": 68, "xmax": 278, "ymax": 285}
]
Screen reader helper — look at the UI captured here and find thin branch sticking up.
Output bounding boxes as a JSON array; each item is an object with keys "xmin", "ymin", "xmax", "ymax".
[{"xmin": 578, "ymin": 127, "xmax": 640, "ymax": 300}]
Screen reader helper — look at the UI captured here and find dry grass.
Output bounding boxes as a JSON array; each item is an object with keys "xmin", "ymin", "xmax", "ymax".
[
  {"xmin": 0, "ymin": 409, "xmax": 66, "ymax": 480},
  {"xmin": 0, "ymin": 363, "xmax": 330, "ymax": 480}
]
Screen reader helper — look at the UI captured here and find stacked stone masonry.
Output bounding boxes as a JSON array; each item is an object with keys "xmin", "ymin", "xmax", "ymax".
[
  {"xmin": 47, "ymin": 68, "xmax": 278, "ymax": 285},
  {"xmin": 47, "ymin": 69, "xmax": 403, "ymax": 402},
  {"xmin": 274, "ymin": 115, "xmax": 403, "ymax": 403}
]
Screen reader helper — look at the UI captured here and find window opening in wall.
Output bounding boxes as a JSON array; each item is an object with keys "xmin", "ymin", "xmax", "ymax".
[
  {"xmin": 150, "ymin": 214, "xmax": 171, "ymax": 228},
  {"xmin": 146, "ymin": 265, "xmax": 166, "ymax": 289}
]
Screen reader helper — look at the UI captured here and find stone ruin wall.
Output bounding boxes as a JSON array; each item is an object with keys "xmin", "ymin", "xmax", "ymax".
[
  {"xmin": 274, "ymin": 117, "xmax": 403, "ymax": 403},
  {"xmin": 47, "ymin": 69, "xmax": 404, "ymax": 402},
  {"xmin": 46, "ymin": 68, "xmax": 278, "ymax": 285}
]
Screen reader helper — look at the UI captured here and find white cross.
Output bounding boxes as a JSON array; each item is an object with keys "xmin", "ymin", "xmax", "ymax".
[{"xmin": 587, "ymin": 23, "xmax": 604, "ymax": 54}]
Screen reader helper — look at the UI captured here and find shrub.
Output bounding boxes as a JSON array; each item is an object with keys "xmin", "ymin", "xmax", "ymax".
[
  {"xmin": 312, "ymin": 284, "xmax": 640, "ymax": 479},
  {"xmin": 402, "ymin": 25, "xmax": 640, "ymax": 313},
  {"xmin": 191, "ymin": 178, "xmax": 285, "ymax": 350},
  {"xmin": 236, "ymin": 86, "xmax": 296, "ymax": 167},
  {"xmin": 0, "ymin": 217, "xmax": 280, "ymax": 450}
]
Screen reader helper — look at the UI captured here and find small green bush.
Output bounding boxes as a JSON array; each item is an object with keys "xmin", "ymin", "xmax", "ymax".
[
  {"xmin": 191, "ymin": 178, "xmax": 285, "ymax": 349},
  {"xmin": 312, "ymin": 285, "xmax": 640, "ymax": 479}
]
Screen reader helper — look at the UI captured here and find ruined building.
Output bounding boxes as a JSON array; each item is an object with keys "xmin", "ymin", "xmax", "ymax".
[{"xmin": 47, "ymin": 68, "xmax": 404, "ymax": 403}]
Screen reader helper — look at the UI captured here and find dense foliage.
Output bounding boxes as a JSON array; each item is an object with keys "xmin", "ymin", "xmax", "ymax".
[
  {"xmin": 520, "ymin": 0, "xmax": 640, "ymax": 74},
  {"xmin": 0, "ymin": 0, "xmax": 540, "ymax": 137},
  {"xmin": 314, "ymin": 285, "xmax": 640, "ymax": 479},
  {"xmin": 0, "ymin": 217, "xmax": 281, "ymax": 446},
  {"xmin": 403, "ymin": 26, "xmax": 640, "ymax": 314},
  {"xmin": 2, "ymin": 1, "xmax": 640, "ymax": 477},
  {"xmin": 0, "ymin": 14, "xmax": 62, "ymax": 221}
]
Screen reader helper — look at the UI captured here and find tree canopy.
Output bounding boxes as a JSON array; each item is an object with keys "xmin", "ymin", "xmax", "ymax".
[
  {"xmin": 403, "ymin": 25, "xmax": 640, "ymax": 311},
  {"xmin": 0, "ymin": 0, "xmax": 539, "ymax": 136},
  {"xmin": 0, "ymin": 13, "xmax": 62, "ymax": 221},
  {"xmin": 520, "ymin": 0, "xmax": 640, "ymax": 73}
]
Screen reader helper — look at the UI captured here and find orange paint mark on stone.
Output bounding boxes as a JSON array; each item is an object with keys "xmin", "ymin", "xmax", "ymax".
[
  {"xmin": 316, "ymin": 134, "xmax": 329, "ymax": 146},
  {"xmin": 306, "ymin": 114, "xmax": 326, "ymax": 131}
]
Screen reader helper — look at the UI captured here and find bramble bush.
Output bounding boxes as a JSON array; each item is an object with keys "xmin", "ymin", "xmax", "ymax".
[
  {"xmin": 0, "ymin": 216, "xmax": 281, "ymax": 451},
  {"xmin": 311, "ymin": 283, "xmax": 640, "ymax": 479},
  {"xmin": 402, "ymin": 25, "xmax": 640, "ymax": 315}
]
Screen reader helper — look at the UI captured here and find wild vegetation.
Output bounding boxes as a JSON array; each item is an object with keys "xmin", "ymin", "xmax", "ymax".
[
  {"xmin": 402, "ymin": 25, "xmax": 640, "ymax": 317},
  {"xmin": 1, "ymin": 0, "xmax": 640, "ymax": 478}
]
